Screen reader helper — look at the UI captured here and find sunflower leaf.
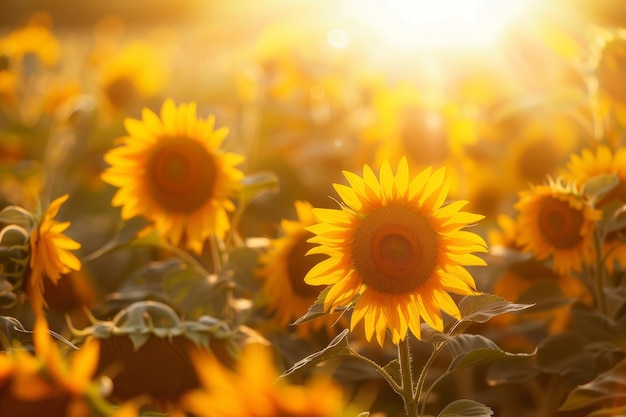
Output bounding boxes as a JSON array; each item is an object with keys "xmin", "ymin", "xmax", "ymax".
[
  {"xmin": 381, "ymin": 359, "xmax": 402, "ymax": 387},
  {"xmin": 292, "ymin": 286, "xmax": 332, "ymax": 325},
  {"xmin": 558, "ymin": 358, "xmax": 626, "ymax": 412},
  {"xmin": 447, "ymin": 334, "xmax": 535, "ymax": 372},
  {"xmin": 582, "ymin": 173, "xmax": 619, "ymax": 202},
  {"xmin": 239, "ymin": 171, "xmax": 280, "ymax": 205},
  {"xmin": 83, "ymin": 216, "xmax": 157, "ymax": 261},
  {"xmin": 437, "ymin": 399, "xmax": 494, "ymax": 417},
  {"xmin": 279, "ymin": 328, "xmax": 352, "ymax": 378},
  {"xmin": 458, "ymin": 293, "xmax": 534, "ymax": 326}
]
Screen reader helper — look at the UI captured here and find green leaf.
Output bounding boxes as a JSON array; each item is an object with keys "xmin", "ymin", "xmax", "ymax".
[
  {"xmin": 458, "ymin": 294, "xmax": 534, "ymax": 326},
  {"xmin": 582, "ymin": 173, "xmax": 619, "ymax": 201},
  {"xmin": 219, "ymin": 247, "xmax": 262, "ymax": 295},
  {"xmin": 381, "ymin": 359, "xmax": 402, "ymax": 387},
  {"xmin": 293, "ymin": 287, "xmax": 331, "ymax": 325},
  {"xmin": 280, "ymin": 329, "xmax": 352, "ymax": 378},
  {"xmin": 486, "ymin": 361, "xmax": 541, "ymax": 386},
  {"xmin": 559, "ymin": 358, "xmax": 626, "ymax": 412},
  {"xmin": 83, "ymin": 216, "xmax": 160, "ymax": 261},
  {"xmin": 239, "ymin": 171, "xmax": 280, "ymax": 205},
  {"xmin": 447, "ymin": 334, "xmax": 535, "ymax": 372},
  {"xmin": 607, "ymin": 203, "xmax": 626, "ymax": 235},
  {"xmin": 437, "ymin": 399, "xmax": 493, "ymax": 417}
]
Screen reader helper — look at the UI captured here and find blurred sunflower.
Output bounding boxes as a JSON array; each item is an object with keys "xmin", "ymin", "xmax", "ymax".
[
  {"xmin": 27, "ymin": 194, "xmax": 82, "ymax": 315},
  {"xmin": 182, "ymin": 343, "xmax": 346, "ymax": 417},
  {"xmin": 256, "ymin": 200, "xmax": 338, "ymax": 337},
  {"xmin": 101, "ymin": 99, "xmax": 245, "ymax": 253},
  {"xmin": 490, "ymin": 260, "xmax": 593, "ymax": 334},
  {"xmin": 9, "ymin": 19, "xmax": 61, "ymax": 69},
  {"xmin": 514, "ymin": 178, "xmax": 602, "ymax": 276},
  {"xmin": 562, "ymin": 145, "xmax": 626, "ymax": 270},
  {"xmin": 97, "ymin": 41, "xmax": 167, "ymax": 112},
  {"xmin": 595, "ymin": 34, "xmax": 626, "ymax": 126},
  {"xmin": 0, "ymin": 317, "xmax": 117, "ymax": 417},
  {"xmin": 358, "ymin": 81, "xmax": 477, "ymax": 198},
  {"xmin": 502, "ymin": 114, "xmax": 582, "ymax": 191},
  {"xmin": 305, "ymin": 158, "xmax": 487, "ymax": 345}
]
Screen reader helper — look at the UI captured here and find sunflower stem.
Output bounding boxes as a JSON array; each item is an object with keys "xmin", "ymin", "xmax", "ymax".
[
  {"xmin": 415, "ymin": 342, "xmax": 444, "ymax": 417},
  {"xmin": 398, "ymin": 335, "xmax": 419, "ymax": 417},
  {"xmin": 592, "ymin": 229, "xmax": 607, "ymax": 315}
]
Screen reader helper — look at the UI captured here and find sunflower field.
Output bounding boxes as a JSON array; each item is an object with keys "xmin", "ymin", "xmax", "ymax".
[{"xmin": 2, "ymin": 0, "xmax": 626, "ymax": 416}]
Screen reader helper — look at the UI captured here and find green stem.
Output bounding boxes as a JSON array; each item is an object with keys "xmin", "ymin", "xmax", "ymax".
[
  {"xmin": 593, "ymin": 229, "xmax": 607, "ymax": 315},
  {"xmin": 416, "ymin": 342, "xmax": 445, "ymax": 417},
  {"xmin": 399, "ymin": 336, "xmax": 419, "ymax": 417}
]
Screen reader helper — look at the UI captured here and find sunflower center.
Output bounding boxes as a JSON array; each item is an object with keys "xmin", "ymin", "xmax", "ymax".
[
  {"xmin": 518, "ymin": 140, "xmax": 560, "ymax": 185},
  {"xmin": 145, "ymin": 137, "xmax": 217, "ymax": 213},
  {"xmin": 353, "ymin": 205, "xmax": 438, "ymax": 294},
  {"xmin": 287, "ymin": 232, "xmax": 327, "ymax": 297},
  {"xmin": 104, "ymin": 76, "xmax": 137, "ymax": 109},
  {"xmin": 538, "ymin": 197, "xmax": 583, "ymax": 249}
]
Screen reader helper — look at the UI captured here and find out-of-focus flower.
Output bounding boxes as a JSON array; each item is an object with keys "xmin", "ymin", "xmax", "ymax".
[
  {"xmin": 562, "ymin": 145, "xmax": 626, "ymax": 271},
  {"xmin": 182, "ymin": 343, "xmax": 347, "ymax": 417},
  {"xmin": 256, "ymin": 200, "xmax": 341, "ymax": 337},
  {"xmin": 596, "ymin": 35, "xmax": 626, "ymax": 126},
  {"xmin": 490, "ymin": 259, "xmax": 593, "ymax": 334},
  {"xmin": 69, "ymin": 301, "xmax": 257, "ymax": 412},
  {"xmin": 0, "ymin": 317, "xmax": 110, "ymax": 417},
  {"xmin": 305, "ymin": 158, "xmax": 487, "ymax": 345},
  {"xmin": 26, "ymin": 194, "xmax": 82, "ymax": 315},
  {"xmin": 96, "ymin": 41, "xmax": 167, "ymax": 112},
  {"xmin": 101, "ymin": 99, "xmax": 245, "ymax": 253},
  {"xmin": 514, "ymin": 179, "xmax": 601, "ymax": 275},
  {"xmin": 357, "ymin": 81, "xmax": 478, "ymax": 200},
  {"xmin": 502, "ymin": 114, "xmax": 583, "ymax": 190}
]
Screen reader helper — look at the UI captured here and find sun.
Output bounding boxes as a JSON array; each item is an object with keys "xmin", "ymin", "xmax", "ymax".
[
  {"xmin": 101, "ymin": 99, "xmax": 245, "ymax": 253},
  {"xmin": 305, "ymin": 158, "xmax": 487, "ymax": 345}
]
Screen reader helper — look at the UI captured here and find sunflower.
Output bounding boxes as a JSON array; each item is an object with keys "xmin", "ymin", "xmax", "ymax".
[
  {"xmin": 101, "ymin": 99, "xmax": 245, "ymax": 253},
  {"xmin": 304, "ymin": 158, "xmax": 487, "ymax": 345},
  {"xmin": 27, "ymin": 194, "xmax": 82, "ymax": 315},
  {"xmin": 182, "ymin": 343, "xmax": 346, "ymax": 417},
  {"xmin": 562, "ymin": 145, "xmax": 626, "ymax": 271},
  {"xmin": 514, "ymin": 178, "xmax": 602, "ymax": 276},
  {"xmin": 595, "ymin": 34, "xmax": 626, "ymax": 126},
  {"xmin": 0, "ymin": 317, "xmax": 117, "ymax": 417},
  {"xmin": 256, "ymin": 200, "xmax": 338, "ymax": 336},
  {"xmin": 97, "ymin": 41, "xmax": 168, "ymax": 112}
]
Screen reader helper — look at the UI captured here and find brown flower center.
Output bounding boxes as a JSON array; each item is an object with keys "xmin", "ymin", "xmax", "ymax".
[
  {"xmin": 287, "ymin": 232, "xmax": 327, "ymax": 297},
  {"xmin": 0, "ymin": 55, "xmax": 10, "ymax": 72},
  {"xmin": 538, "ymin": 197, "xmax": 584, "ymax": 249},
  {"xmin": 145, "ymin": 137, "xmax": 217, "ymax": 214},
  {"xmin": 104, "ymin": 76, "xmax": 136, "ymax": 109},
  {"xmin": 352, "ymin": 205, "xmax": 438, "ymax": 294},
  {"xmin": 518, "ymin": 140, "xmax": 560, "ymax": 185}
]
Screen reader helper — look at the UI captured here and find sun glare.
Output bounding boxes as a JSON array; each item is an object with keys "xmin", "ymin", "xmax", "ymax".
[{"xmin": 342, "ymin": 0, "xmax": 530, "ymax": 49}]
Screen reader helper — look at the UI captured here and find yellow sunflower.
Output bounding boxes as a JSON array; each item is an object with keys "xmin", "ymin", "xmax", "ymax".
[
  {"xmin": 595, "ymin": 34, "xmax": 626, "ymax": 126},
  {"xmin": 514, "ymin": 179, "xmax": 602, "ymax": 276},
  {"xmin": 562, "ymin": 145, "xmax": 626, "ymax": 271},
  {"xmin": 256, "ymin": 200, "xmax": 338, "ymax": 336},
  {"xmin": 97, "ymin": 41, "xmax": 168, "ymax": 112},
  {"xmin": 101, "ymin": 99, "xmax": 245, "ymax": 253},
  {"xmin": 27, "ymin": 194, "xmax": 82, "ymax": 315},
  {"xmin": 182, "ymin": 344, "xmax": 346, "ymax": 417},
  {"xmin": 304, "ymin": 158, "xmax": 488, "ymax": 345}
]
